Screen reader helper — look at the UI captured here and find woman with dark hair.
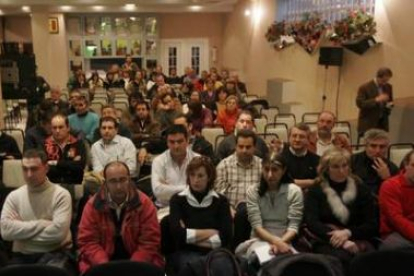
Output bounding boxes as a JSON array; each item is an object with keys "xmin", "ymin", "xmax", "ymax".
[
  {"xmin": 215, "ymin": 86, "xmax": 228, "ymax": 115},
  {"xmin": 87, "ymin": 71, "xmax": 104, "ymax": 90},
  {"xmin": 236, "ymin": 153, "xmax": 303, "ymax": 264},
  {"xmin": 304, "ymin": 148, "xmax": 378, "ymax": 270},
  {"xmin": 168, "ymin": 156, "xmax": 233, "ymax": 275}
]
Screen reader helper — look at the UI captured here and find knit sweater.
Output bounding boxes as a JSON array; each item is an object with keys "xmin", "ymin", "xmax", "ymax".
[{"xmin": 0, "ymin": 179, "xmax": 72, "ymax": 254}]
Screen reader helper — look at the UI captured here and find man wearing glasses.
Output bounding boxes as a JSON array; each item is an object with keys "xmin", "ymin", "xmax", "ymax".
[{"xmin": 77, "ymin": 161, "xmax": 164, "ymax": 275}]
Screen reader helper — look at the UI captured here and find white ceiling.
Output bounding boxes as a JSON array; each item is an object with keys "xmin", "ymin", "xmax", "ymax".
[{"xmin": 0, "ymin": 0, "xmax": 239, "ymax": 14}]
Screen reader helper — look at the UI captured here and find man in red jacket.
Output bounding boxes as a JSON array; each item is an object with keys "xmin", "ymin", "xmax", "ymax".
[
  {"xmin": 379, "ymin": 149, "xmax": 414, "ymax": 250},
  {"xmin": 77, "ymin": 161, "xmax": 164, "ymax": 274}
]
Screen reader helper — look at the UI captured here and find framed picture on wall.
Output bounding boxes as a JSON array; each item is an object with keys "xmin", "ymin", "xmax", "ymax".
[{"xmin": 49, "ymin": 17, "xmax": 59, "ymax": 34}]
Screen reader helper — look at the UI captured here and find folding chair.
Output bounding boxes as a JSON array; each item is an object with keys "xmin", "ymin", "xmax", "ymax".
[
  {"xmin": 301, "ymin": 112, "xmax": 321, "ymax": 123},
  {"xmin": 265, "ymin": 122, "xmax": 289, "ymax": 142},
  {"xmin": 388, "ymin": 143, "xmax": 414, "ymax": 167},
  {"xmin": 2, "ymin": 159, "xmax": 26, "ymax": 188},
  {"xmin": 254, "ymin": 117, "xmax": 268, "ymax": 134},
  {"xmin": 201, "ymin": 127, "xmax": 225, "ymax": 151},
  {"xmin": 260, "ymin": 106, "xmax": 279, "ymax": 124},
  {"xmin": 275, "ymin": 113, "xmax": 296, "ymax": 129}
]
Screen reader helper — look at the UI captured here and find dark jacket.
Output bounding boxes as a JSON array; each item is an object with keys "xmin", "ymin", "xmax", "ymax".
[
  {"xmin": 356, "ymin": 80, "xmax": 393, "ymax": 133},
  {"xmin": 44, "ymin": 134, "xmax": 86, "ymax": 184}
]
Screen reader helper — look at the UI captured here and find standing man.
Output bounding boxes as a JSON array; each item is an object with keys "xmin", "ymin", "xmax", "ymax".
[
  {"xmin": 379, "ymin": 150, "xmax": 414, "ymax": 250},
  {"xmin": 77, "ymin": 161, "xmax": 164, "ymax": 275},
  {"xmin": 0, "ymin": 149, "xmax": 73, "ymax": 268},
  {"xmin": 356, "ymin": 67, "xmax": 394, "ymax": 138}
]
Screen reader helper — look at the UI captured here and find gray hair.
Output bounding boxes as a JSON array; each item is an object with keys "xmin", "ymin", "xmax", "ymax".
[{"xmin": 364, "ymin": 129, "xmax": 389, "ymax": 143}]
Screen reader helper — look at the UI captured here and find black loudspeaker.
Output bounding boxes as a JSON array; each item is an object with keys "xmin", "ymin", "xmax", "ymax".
[
  {"xmin": 319, "ymin": 47, "xmax": 343, "ymax": 67},
  {"xmin": 342, "ymin": 36, "xmax": 377, "ymax": 55}
]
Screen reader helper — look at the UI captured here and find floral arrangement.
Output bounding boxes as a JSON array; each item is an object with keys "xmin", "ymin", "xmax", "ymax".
[
  {"xmin": 289, "ymin": 12, "xmax": 327, "ymax": 53},
  {"xmin": 265, "ymin": 21, "xmax": 295, "ymax": 50},
  {"xmin": 330, "ymin": 9, "xmax": 376, "ymax": 44},
  {"xmin": 265, "ymin": 9, "xmax": 377, "ymax": 54}
]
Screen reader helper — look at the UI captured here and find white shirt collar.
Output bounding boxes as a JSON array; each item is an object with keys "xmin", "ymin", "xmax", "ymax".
[{"xmin": 179, "ymin": 186, "xmax": 219, "ymax": 208}]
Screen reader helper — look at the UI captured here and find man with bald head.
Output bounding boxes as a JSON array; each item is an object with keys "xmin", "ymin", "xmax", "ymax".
[
  {"xmin": 308, "ymin": 111, "xmax": 350, "ymax": 156},
  {"xmin": 77, "ymin": 161, "xmax": 164, "ymax": 275}
]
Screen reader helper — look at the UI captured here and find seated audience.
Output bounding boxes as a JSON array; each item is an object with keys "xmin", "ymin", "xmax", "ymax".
[
  {"xmin": 126, "ymin": 70, "xmax": 147, "ymax": 98},
  {"xmin": 305, "ymin": 148, "xmax": 378, "ymax": 270},
  {"xmin": 216, "ymin": 95, "xmax": 239, "ymax": 135},
  {"xmin": 77, "ymin": 161, "xmax": 164, "ymax": 275},
  {"xmin": 187, "ymin": 101, "xmax": 213, "ymax": 135},
  {"xmin": 217, "ymin": 110, "xmax": 269, "ymax": 160},
  {"xmin": 87, "ymin": 71, "xmax": 105, "ymax": 91},
  {"xmin": 237, "ymin": 153, "xmax": 303, "ymax": 264},
  {"xmin": 280, "ymin": 123, "xmax": 320, "ymax": 189},
  {"xmin": 215, "ymin": 129, "xmax": 262, "ymax": 248},
  {"xmin": 182, "ymin": 91, "xmax": 206, "ymax": 114},
  {"xmin": 168, "ymin": 157, "xmax": 232, "ymax": 274},
  {"xmin": 155, "ymin": 93, "xmax": 180, "ymax": 131},
  {"xmin": 351, "ymin": 128, "xmax": 398, "ymax": 195},
  {"xmin": 379, "ymin": 149, "xmax": 414, "ymax": 250},
  {"xmin": 200, "ymin": 78, "xmax": 217, "ymax": 117},
  {"xmin": 24, "ymin": 107, "xmax": 53, "ymax": 151},
  {"xmin": 68, "ymin": 96, "xmax": 99, "ymax": 143},
  {"xmin": 129, "ymin": 100, "xmax": 160, "ymax": 148},
  {"xmin": 91, "ymin": 117, "xmax": 137, "ymax": 176},
  {"xmin": 151, "ymin": 125, "xmax": 199, "ymax": 213},
  {"xmin": 0, "ymin": 149, "xmax": 73, "ymax": 270},
  {"xmin": 215, "ymin": 87, "xmax": 228, "ymax": 115},
  {"xmin": 44, "ymin": 113, "xmax": 86, "ymax": 184},
  {"xmin": 92, "ymin": 105, "xmax": 132, "ymax": 143},
  {"xmin": 308, "ymin": 111, "xmax": 351, "ymax": 156},
  {"xmin": 44, "ymin": 86, "xmax": 70, "ymax": 115}
]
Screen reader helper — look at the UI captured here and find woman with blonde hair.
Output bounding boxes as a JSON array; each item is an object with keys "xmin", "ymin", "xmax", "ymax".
[{"xmin": 304, "ymin": 148, "xmax": 378, "ymax": 270}]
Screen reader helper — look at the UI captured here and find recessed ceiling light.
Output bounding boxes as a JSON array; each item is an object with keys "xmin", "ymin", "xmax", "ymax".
[
  {"xmin": 244, "ymin": 9, "xmax": 251, "ymax": 16},
  {"xmin": 189, "ymin": 5, "xmax": 202, "ymax": 12},
  {"xmin": 61, "ymin": 6, "xmax": 73, "ymax": 12},
  {"xmin": 92, "ymin": 6, "xmax": 104, "ymax": 11},
  {"xmin": 124, "ymin": 4, "xmax": 136, "ymax": 11},
  {"xmin": 22, "ymin": 6, "xmax": 31, "ymax": 13}
]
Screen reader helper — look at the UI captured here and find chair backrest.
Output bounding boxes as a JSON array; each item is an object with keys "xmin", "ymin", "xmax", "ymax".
[
  {"xmin": 114, "ymin": 100, "xmax": 129, "ymax": 111},
  {"xmin": 260, "ymin": 106, "xmax": 279, "ymax": 124},
  {"xmin": 304, "ymin": 122, "xmax": 318, "ymax": 132},
  {"xmin": 0, "ymin": 263, "xmax": 70, "ymax": 276},
  {"xmin": 2, "ymin": 159, "xmax": 26, "ymax": 188},
  {"xmin": 214, "ymin": 134, "xmax": 227, "ymax": 153},
  {"xmin": 201, "ymin": 127, "xmax": 225, "ymax": 151},
  {"xmin": 388, "ymin": 143, "xmax": 414, "ymax": 167},
  {"xmin": 275, "ymin": 113, "xmax": 296, "ymax": 129},
  {"xmin": 85, "ymin": 260, "xmax": 165, "ymax": 276},
  {"xmin": 90, "ymin": 102, "xmax": 103, "ymax": 116},
  {"xmin": 254, "ymin": 118, "xmax": 268, "ymax": 134},
  {"xmin": 302, "ymin": 112, "xmax": 321, "ymax": 123},
  {"xmin": 349, "ymin": 250, "xmax": 414, "ymax": 276},
  {"xmin": 2, "ymin": 128, "xmax": 24, "ymax": 153},
  {"xmin": 257, "ymin": 133, "xmax": 279, "ymax": 148},
  {"xmin": 265, "ymin": 123, "xmax": 289, "ymax": 142},
  {"xmin": 332, "ymin": 121, "xmax": 352, "ymax": 141}
]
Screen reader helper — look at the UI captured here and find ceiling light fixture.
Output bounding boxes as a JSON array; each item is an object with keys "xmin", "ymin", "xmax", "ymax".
[
  {"xmin": 244, "ymin": 9, "xmax": 251, "ymax": 16},
  {"xmin": 92, "ymin": 6, "xmax": 105, "ymax": 11},
  {"xmin": 61, "ymin": 6, "xmax": 73, "ymax": 12},
  {"xmin": 22, "ymin": 6, "xmax": 31, "ymax": 13},
  {"xmin": 124, "ymin": 4, "xmax": 136, "ymax": 11},
  {"xmin": 189, "ymin": 5, "xmax": 202, "ymax": 12}
]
